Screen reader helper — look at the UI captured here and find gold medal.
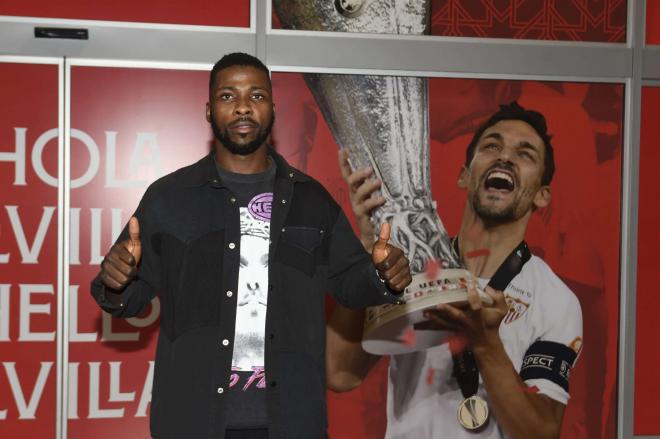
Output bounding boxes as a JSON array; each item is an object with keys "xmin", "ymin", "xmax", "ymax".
[{"xmin": 457, "ymin": 395, "xmax": 489, "ymax": 430}]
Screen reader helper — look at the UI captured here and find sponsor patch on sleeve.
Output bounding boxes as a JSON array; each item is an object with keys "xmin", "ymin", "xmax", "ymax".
[{"xmin": 519, "ymin": 341, "xmax": 578, "ymax": 393}]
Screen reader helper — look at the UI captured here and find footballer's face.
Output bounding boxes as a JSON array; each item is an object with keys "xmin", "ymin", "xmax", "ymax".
[{"xmin": 459, "ymin": 119, "xmax": 551, "ymax": 223}]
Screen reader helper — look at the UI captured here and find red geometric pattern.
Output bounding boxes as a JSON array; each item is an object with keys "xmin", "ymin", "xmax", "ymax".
[{"xmin": 431, "ymin": 0, "xmax": 626, "ymax": 42}]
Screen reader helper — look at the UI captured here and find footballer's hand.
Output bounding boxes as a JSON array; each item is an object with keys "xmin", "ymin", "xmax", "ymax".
[{"xmin": 338, "ymin": 149, "xmax": 385, "ymax": 250}]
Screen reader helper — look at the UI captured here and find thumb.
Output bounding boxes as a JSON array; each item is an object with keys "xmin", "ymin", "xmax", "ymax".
[
  {"xmin": 127, "ymin": 216, "xmax": 142, "ymax": 262},
  {"xmin": 376, "ymin": 222, "xmax": 390, "ymax": 245},
  {"xmin": 372, "ymin": 222, "xmax": 391, "ymax": 263}
]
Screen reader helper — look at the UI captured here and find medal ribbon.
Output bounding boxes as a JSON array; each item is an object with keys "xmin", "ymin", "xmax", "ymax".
[{"xmin": 450, "ymin": 239, "xmax": 531, "ymax": 399}]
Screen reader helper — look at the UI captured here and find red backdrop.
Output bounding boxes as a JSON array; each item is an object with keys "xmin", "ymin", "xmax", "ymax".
[
  {"xmin": 67, "ymin": 66, "xmax": 210, "ymax": 438},
  {"xmin": 1, "ymin": 0, "xmax": 651, "ymax": 437},
  {"xmin": 635, "ymin": 86, "xmax": 660, "ymax": 435},
  {"xmin": 648, "ymin": 0, "xmax": 660, "ymax": 44},
  {"xmin": 0, "ymin": 0, "xmax": 250, "ymax": 27},
  {"xmin": 0, "ymin": 63, "xmax": 624, "ymax": 438},
  {"xmin": 0, "ymin": 62, "xmax": 59, "ymax": 438}
]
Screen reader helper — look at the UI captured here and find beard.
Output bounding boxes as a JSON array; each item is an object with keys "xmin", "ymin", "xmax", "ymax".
[
  {"xmin": 211, "ymin": 112, "xmax": 274, "ymax": 156},
  {"xmin": 471, "ymin": 192, "xmax": 518, "ymax": 223}
]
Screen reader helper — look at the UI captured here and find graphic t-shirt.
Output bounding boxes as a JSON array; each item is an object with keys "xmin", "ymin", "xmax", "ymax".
[{"xmin": 216, "ymin": 160, "xmax": 275, "ymax": 429}]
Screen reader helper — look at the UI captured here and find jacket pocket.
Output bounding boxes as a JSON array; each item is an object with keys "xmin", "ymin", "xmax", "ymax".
[{"xmin": 277, "ymin": 226, "xmax": 325, "ymax": 277}]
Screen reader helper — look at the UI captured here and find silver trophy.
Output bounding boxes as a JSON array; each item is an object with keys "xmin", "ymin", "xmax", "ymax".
[{"xmin": 275, "ymin": 0, "xmax": 489, "ymax": 354}]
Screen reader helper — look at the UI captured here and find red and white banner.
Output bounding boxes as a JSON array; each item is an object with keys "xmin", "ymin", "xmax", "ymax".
[
  {"xmin": 66, "ymin": 66, "xmax": 210, "ymax": 439},
  {"xmin": 0, "ymin": 62, "xmax": 60, "ymax": 438}
]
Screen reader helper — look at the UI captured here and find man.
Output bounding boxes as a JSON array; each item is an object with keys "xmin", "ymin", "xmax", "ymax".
[
  {"xmin": 327, "ymin": 102, "xmax": 583, "ymax": 439},
  {"xmin": 91, "ymin": 52, "xmax": 411, "ymax": 439}
]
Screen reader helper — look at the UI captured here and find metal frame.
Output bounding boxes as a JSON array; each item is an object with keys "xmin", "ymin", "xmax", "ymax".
[
  {"xmin": 2, "ymin": 0, "xmax": 659, "ymax": 437},
  {"xmin": 61, "ymin": 58, "xmax": 70, "ymax": 439},
  {"xmin": 643, "ymin": 46, "xmax": 660, "ymax": 80},
  {"xmin": 621, "ymin": 1, "xmax": 644, "ymax": 438}
]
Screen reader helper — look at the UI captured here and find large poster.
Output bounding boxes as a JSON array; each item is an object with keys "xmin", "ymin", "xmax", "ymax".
[
  {"xmin": 0, "ymin": 61, "xmax": 59, "ymax": 438},
  {"xmin": 271, "ymin": 73, "xmax": 623, "ymax": 439}
]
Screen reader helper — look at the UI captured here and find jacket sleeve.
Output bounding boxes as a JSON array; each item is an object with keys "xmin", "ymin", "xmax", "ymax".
[
  {"xmin": 89, "ymin": 186, "xmax": 160, "ymax": 318},
  {"xmin": 326, "ymin": 207, "xmax": 403, "ymax": 309}
]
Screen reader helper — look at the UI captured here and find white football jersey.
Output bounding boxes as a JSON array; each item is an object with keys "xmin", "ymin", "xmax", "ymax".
[{"xmin": 385, "ymin": 255, "xmax": 583, "ymax": 439}]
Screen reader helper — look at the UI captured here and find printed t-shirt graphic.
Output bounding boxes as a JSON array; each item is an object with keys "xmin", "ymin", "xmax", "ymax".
[{"xmin": 231, "ymin": 193, "xmax": 272, "ymax": 389}]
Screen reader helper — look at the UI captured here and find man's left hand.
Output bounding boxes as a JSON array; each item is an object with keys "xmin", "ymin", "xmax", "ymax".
[{"xmin": 371, "ymin": 223, "xmax": 412, "ymax": 293}]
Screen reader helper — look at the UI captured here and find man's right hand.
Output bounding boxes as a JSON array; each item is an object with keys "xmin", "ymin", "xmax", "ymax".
[
  {"xmin": 99, "ymin": 216, "xmax": 142, "ymax": 291},
  {"xmin": 338, "ymin": 149, "xmax": 386, "ymax": 250}
]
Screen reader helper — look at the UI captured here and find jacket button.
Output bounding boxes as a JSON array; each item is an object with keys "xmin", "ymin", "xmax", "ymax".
[
  {"xmin": 281, "ymin": 199, "xmax": 286, "ymax": 204},
  {"xmin": 217, "ymin": 387, "xmax": 224, "ymax": 394},
  {"xmin": 222, "ymin": 339, "xmax": 230, "ymax": 346},
  {"xmin": 228, "ymin": 242, "xmax": 236, "ymax": 250},
  {"xmin": 230, "ymin": 197, "xmax": 236, "ymax": 203},
  {"xmin": 226, "ymin": 290, "xmax": 233, "ymax": 297},
  {"xmin": 268, "ymin": 333, "xmax": 275, "ymax": 340}
]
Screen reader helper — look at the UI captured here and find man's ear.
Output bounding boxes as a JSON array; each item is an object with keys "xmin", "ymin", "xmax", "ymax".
[
  {"xmin": 205, "ymin": 102, "xmax": 211, "ymax": 123},
  {"xmin": 533, "ymin": 185, "xmax": 552, "ymax": 209},
  {"xmin": 457, "ymin": 166, "xmax": 469, "ymax": 189}
]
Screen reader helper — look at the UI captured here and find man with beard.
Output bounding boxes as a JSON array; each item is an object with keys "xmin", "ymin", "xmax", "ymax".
[
  {"xmin": 91, "ymin": 52, "xmax": 412, "ymax": 439},
  {"xmin": 327, "ymin": 102, "xmax": 583, "ymax": 439}
]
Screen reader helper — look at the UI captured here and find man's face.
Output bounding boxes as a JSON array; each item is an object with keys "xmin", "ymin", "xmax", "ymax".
[
  {"xmin": 206, "ymin": 65, "xmax": 274, "ymax": 155},
  {"xmin": 459, "ymin": 119, "xmax": 551, "ymax": 223}
]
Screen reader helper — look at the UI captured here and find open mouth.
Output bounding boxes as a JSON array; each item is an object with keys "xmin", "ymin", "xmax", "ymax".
[{"xmin": 484, "ymin": 170, "xmax": 515, "ymax": 192}]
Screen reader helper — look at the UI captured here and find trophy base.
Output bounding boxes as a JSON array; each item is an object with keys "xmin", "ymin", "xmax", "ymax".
[{"xmin": 362, "ymin": 270, "xmax": 492, "ymax": 355}]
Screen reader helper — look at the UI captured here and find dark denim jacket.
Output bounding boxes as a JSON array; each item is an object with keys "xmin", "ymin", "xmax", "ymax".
[{"xmin": 91, "ymin": 149, "xmax": 402, "ymax": 439}]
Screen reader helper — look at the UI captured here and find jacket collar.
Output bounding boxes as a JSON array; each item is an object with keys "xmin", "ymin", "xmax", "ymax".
[{"xmin": 180, "ymin": 146, "xmax": 311, "ymax": 188}]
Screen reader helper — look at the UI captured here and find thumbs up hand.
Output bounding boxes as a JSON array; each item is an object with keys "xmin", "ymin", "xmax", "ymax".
[
  {"xmin": 371, "ymin": 222, "xmax": 412, "ymax": 293},
  {"xmin": 100, "ymin": 216, "xmax": 142, "ymax": 291},
  {"xmin": 126, "ymin": 216, "xmax": 142, "ymax": 264}
]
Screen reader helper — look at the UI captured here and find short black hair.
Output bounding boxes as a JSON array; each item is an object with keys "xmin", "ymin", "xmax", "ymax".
[
  {"xmin": 464, "ymin": 101, "xmax": 555, "ymax": 185},
  {"xmin": 209, "ymin": 52, "xmax": 271, "ymax": 92}
]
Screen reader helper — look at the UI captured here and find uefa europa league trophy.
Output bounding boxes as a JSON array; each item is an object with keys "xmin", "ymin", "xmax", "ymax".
[{"xmin": 274, "ymin": 0, "xmax": 490, "ymax": 354}]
